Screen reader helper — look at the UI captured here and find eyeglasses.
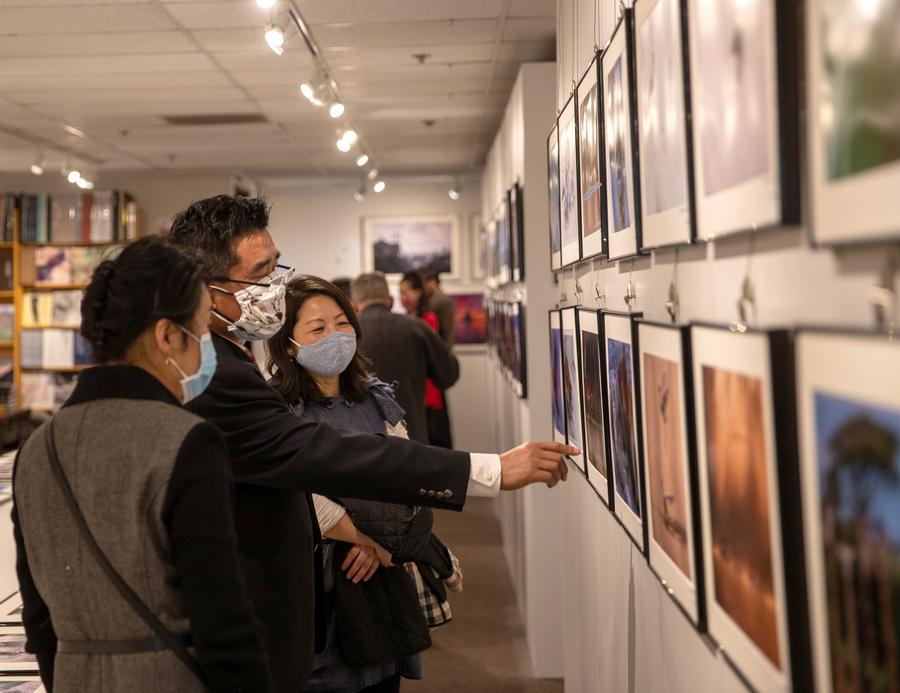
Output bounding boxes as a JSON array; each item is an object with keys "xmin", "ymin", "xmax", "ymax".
[{"xmin": 211, "ymin": 264, "xmax": 294, "ymax": 288}]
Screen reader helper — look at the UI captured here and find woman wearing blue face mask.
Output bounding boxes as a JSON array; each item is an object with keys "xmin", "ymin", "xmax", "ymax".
[
  {"xmin": 12, "ymin": 236, "xmax": 273, "ymax": 692},
  {"xmin": 268, "ymin": 276, "xmax": 455, "ymax": 693}
]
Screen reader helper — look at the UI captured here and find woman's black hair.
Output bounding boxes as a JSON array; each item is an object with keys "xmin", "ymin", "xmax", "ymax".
[
  {"xmin": 400, "ymin": 271, "xmax": 426, "ymax": 318},
  {"xmin": 267, "ymin": 275, "xmax": 371, "ymax": 407},
  {"xmin": 80, "ymin": 236, "xmax": 205, "ymax": 363}
]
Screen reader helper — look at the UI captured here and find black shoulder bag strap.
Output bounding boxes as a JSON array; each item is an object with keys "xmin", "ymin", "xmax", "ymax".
[{"xmin": 42, "ymin": 422, "xmax": 209, "ymax": 687}]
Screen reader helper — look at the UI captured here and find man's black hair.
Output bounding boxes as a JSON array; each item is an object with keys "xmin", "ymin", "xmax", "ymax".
[{"xmin": 168, "ymin": 194, "xmax": 271, "ymax": 280}]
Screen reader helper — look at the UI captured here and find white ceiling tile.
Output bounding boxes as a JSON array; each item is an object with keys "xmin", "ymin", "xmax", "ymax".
[
  {"xmin": 497, "ymin": 40, "xmax": 555, "ymax": 62},
  {"xmin": 0, "ymin": 5, "xmax": 175, "ymax": 34},
  {"xmin": 33, "ymin": 100, "xmax": 259, "ymax": 120},
  {"xmin": 0, "ymin": 31, "xmax": 195, "ymax": 57},
  {"xmin": 8, "ymin": 86, "xmax": 248, "ymax": 106},
  {"xmin": 0, "ymin": 71, "xmax": 233, "ymax": 90},
  {"xmin": 298, "ymin": 0, "xmax": 503, "ymax": 24},
  {"xmin": 229, "ymin": 68, "xmax": 313, "ymax": 87},
  {"xmin": 315, "ymin": 19, "xmax": 498, "ymax": 47},
  {"xmin": 192, "ymin": 27, "xmax": 270, "ymax": 52},
  {"xmin": 211, "ymin": 49, "xmax": 313, "ymax": 72},
  {"xmin": 507, "ymin": 0, "xmax": 556, "ymax": 18},
  {"xmin": 325, "ymin": 43, "xmax": 496, "ymax": 68},
  {"xmin": 502, "ymin": 16, "xmax": 556, "ymax": 41},
  {"xmin": 162, "ymin": 1, "xmax": 269, "ymax": 29},
  {"xmin": 0, "ymin": 53, "xmax": 217, "ymax": 76}
]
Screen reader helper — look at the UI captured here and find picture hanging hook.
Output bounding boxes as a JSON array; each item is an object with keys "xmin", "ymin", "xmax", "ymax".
[
  {"xmin": 870, "ymin": 250, "xmax": 898, "ymax": 338},
  {"xmin": 665, "ymin": 248, "xmax": 680, "ymax": 323},
  {"xmin": 624, "ymin": 261, "xmax": 636, "ymax": 310},
  {"xmin": 734, "ymin": 236, "xmax": 756, "ymax": 330}
]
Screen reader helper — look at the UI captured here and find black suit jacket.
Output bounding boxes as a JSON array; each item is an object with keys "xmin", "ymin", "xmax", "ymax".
[
  {"xmin": 188, "ymin": 335, "xmax": 470, "ymax": 692},
  {"xmin": 357, "ymin": 304, "xmax": 459, "ymax": 443}
]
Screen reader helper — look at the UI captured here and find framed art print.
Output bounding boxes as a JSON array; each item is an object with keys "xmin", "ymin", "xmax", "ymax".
[
  {"xmin": 508, "ymin": 183, "xmax": 525, "ymax": 282},
  {"xmin": 0, "ymin": 593, "xmax": 22, "ymax": 627},
  {"xmin": 496, "ymin": 201, "xmax": 510, "ymax": 286},
  {"xmin": 691, "ymin": 324, "xmax": 804, "ymax": 693},
  {"xmin": 450, "ymin": 293, "xmax": 486, "ymax": 346},
  {"xmin": 0, "ymin": 631, "xmax": 39, "ymax": 675},
  {"xmin": 484, "ymin": 219, "xmax": 497, "ymax": 288},
  {"xmin": 511, "ymin": 301, "xmax": 527, "ymax": 398},
  {"xmin": 602, "ymin": 10, "xmax": 643, "ymax": 260},
  {"xmin": 548, "ymin": 124, "xmax": 563, "ymax": 270},
  {"xmin": 577, "ymin": 54, "xmax": 608, "ymax": 259},
  {"xmin": 603, "ymin": 310, "xmax": 646, "ymax": 550},
  {"xmin": 549, "ymin": 310, "xmax": 567, "ymax": 445},
  {"xmin": 561, "ymin": 307, "xmax": 585, "ymax": 469},
  {"xmin": 686, "ymin": 0, "xmax": 799, "ymax": 240},
  {"xmin": 559, "ymin": 94, "xmax": 582, "ymax": 267},
  {"xmin": 795, "ymin": 330, "xmax": 900, "ymax": 693},
  {"xmin": 362, "ymin": 214, "xmax": 461, "ymax": 280},
  {"xmin": 634, "ymin": 0, "xmax": 696, "ymax": 250},
  {"xmin": 469, "ymin": 213, "xmax": 485, "ymax": 280},
  {"xmin": 637, "ymin": 320, "xmax": 704, "ymax": 627},
  {"xmin": 578, "ymin": 308, "xmax": 611, "ymax": 503},
  {"xmin": 806, "ymin": 1, "xmax": 900, "ymax": 245}
]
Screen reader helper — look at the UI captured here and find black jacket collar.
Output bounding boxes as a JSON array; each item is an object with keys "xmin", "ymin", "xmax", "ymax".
[{"xmin": 64, "ymin": 364, "xmax": 182, "ymax": 408}]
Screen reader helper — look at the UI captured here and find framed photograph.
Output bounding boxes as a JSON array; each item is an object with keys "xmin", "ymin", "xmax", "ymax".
[
  {"xmin": 510, "ymin": 302, "xmax": 527, "ymax": 398},
  {"xmin": 691, "ymin": 324, "xmax": 801, "ymax": 692},
  {"xmin": 807, "ymin": 1, "xmax": 900, "ymax": 245},
  {"xmin": 449, "ymin": 293, "xmax": 486, "ymax": 346},
  {"xmin": 469, "ymin": 213, "xmax": 485, "ymax": 279},
  {"xmin": 637, "ymin": 320, "xmax": 704, "ymax": 628},
  {"xmin": 634, "ymin": 0, "xmax": 696, "ymax": 250},
  {"xmin": 561, "ymin": 307, "xmax": 586, "ymax": 469},
  {"xmin": 795, "ymin": 330, "xmax": 900, "ymax": 693},
  {"xmin": 577, "ymin": 54, "xmax": 608, "ymax": 259},
  {"xmin": 0, "ymin": 594, "xmax": 21, "ymax": 627},
  {"xmin": 484, "ymin": 218, "xmax": 497, "ymax": 287},
  {"xmin": 602, "ymin": 10, "xmax": 644, "ymax": 260},
  {"xmin": 508, "ymin": 183, "xmax": 525, "ymax": 283},
  {"xmin": 362, "ymin": 214, "xmax": 461, "ymax": 280},
  {"xmin": 0, "ymin": 632, "xmax": 38, "ymax": 675},
  {"xmin": 603, "ymin": 310, "xmax": 646, "ymax": 550},
  {"xmin": 548, "ymin": 124, "xmax": 562, "ymax": 270},
  {"xmin": 559, "ymin": 94, "xmax": 582, "ymax": 267},
  {"xmin": 686, "ymin": 0, "xmax": 799, "ymax": 240},
  {"xmin": 0, "ymin": 678, "xmax": 43, "ymax": 690},
  {"xmin": 578, "ymin": 308, "xmax": 611, "ymax": 503},
  {"xmin": 549, "ymin": 309, "xmax": 567, "ymax": 445},
  {"xmin": 495, "ymin": 200, "xmax": 510, "ymax": 286}
]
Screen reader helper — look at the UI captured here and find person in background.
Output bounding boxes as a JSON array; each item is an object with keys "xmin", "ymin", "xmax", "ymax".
[
  {"xmin": 167, "ymin": 195, "xmax": 574, "ymax": 693},
  {"xmin": 399, "ymin": 272, "xmax": 453, "ymax": 449},
  {"xmin": 331, "ymin": 276, "xmax": 352, "ymax": 299},
  {"xmin": 352, "ymin": 272, "xmax": 457, "ymax": 445},
  {"xmin": 422, "ymin": 270, "xmax": 454, "ymax": 348},
  {"xmin": 13, "ymin": 237, "xmax": 272, "ymax": 692},
  {"xmin": 268, "ymin": 275, "xmax": 432, "ymax": 693}
]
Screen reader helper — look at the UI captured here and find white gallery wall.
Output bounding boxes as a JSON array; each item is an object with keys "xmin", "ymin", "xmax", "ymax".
[{"xmin": 483, "ymin": 2, "xmax": 899, "ymax": 692}]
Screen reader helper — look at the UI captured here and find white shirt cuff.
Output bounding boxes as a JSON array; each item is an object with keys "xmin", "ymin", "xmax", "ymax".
[{"xmin": 466, "ymin": 453, "xmax": 502, "ymax": 498}]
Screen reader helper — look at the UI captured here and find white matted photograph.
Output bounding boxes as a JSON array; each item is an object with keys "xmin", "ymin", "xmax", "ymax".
[
  {"xmin": 795, "ymin": 330, "xmax": 900, "ymax": 693},
  {"xmin": 578, "ymin": 308, "xmax": 610, "ymax": 502},
  {"xmin": 635, "ymin": 0, "xmax": 694, "ymax": 249},
  {"xmin": 687, "ymin": 0, "xmax": 796, "ymax": 239},
  {"xmin": 561, "ymin": 307, "xmax": 585, "ymax": 470},
  {"xmin": 807, "ymin": 0, "xmax": 900, "ymax": 245},
  {"xmin": 469, "ymin": 212, "xmax": 484, "ymax": 280},
  {"xmin": 691, "ymin": 325, "xmax": 792, "ymax": 693},
  {"xmin": 603, "ymin": 311, "xmax": 645, "ymax": 550},
  {"xmin": 559, "ymin": 94, "xmax": 582, "ymax": 267},
  {"xmin": 638, "ymin": 321, "xmax": 702, "ymax": 626},
  {"xmin": 362, "ymin": 214, "xmax": 461, "ymax": 279},
  {"xmin": 550, "ymin": 310, "xmax": 567, "ymax": 445},
  {"xmin": 578, "ymin": 55, "xmax": 606, "ymax": 259},
  {"xmin": 548, "ymin": 123, "xmax": 562, "ymax": 270},
  {"xmin": 602, "ymin": 11, "xmax": 642, "ymax": 260}
]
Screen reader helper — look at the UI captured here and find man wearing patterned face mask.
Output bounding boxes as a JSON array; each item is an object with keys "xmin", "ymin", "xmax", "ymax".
[{"xmin": 169, "ymin": 195, "xmax": 579, "ymax": 693}]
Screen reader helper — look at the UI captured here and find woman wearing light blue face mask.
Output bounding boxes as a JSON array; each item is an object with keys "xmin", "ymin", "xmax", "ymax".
[
  {"xmin": 268, "ymin": 276, "xmax": 463, "ymax": 693},
  {"xmin": 12, "ymin": 236, "xmax": 273, "ymax": 693}
]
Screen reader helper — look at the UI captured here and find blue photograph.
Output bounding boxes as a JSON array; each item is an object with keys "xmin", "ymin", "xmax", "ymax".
[
  {"xmin": 608, "ymin": 338, "xmax": 641, "ymax": 516},
  {"xmin": 551, "ymin": 327, "xmax": 565, "ymax": 436},
  {"xmin": 563, "ymin": 331, "xmax": 582, "ymax": 449},
  {"xmin": 813, "ymin": 391, "xmax": 900, "ymax": 692}
]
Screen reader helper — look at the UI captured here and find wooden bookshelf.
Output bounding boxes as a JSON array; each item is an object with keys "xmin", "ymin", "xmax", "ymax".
[
  {"xmin": 20, "ymin": 325, "xmax": 80, "ymax": 331},
  {"xmin": 21, "ymin": 366, "xmax": 90, "ymax": 374},
  {"xmin": 20, "ymin": 284, "xmax": 88, "ymax": 291}
]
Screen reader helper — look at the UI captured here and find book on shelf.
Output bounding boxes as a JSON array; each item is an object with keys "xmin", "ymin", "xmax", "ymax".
[
  {"xmin": 11, "ymin": 190, "xmax": 137, "ymax": 244},
  {"xmin": 22, "ymin": 371, "xmax": 78, "ymax": 410},
  {"xmin": 0, "ymin": 304, "xmax": 12, "ymax": 342},
  {"xmin": 0, "ymin": 248, "xmax": 11, "ymax": 291},
  {"xmin": 20, "ymin": 245, "xmax": 114, "ymax": 286},
  {"xmin": 19, "ymin": 328, "xmax": 91, "ymax": 369},
  {"xmin": 0, "ymin": 359, "xmax": 12, "ymax": 406},
  {"xmin": 51, "ymin": 290, "xmax": 82, "ymax": 326},
  {"xmin": 0, "ymin": 193, "xmax": 16, "ymax": 242}
]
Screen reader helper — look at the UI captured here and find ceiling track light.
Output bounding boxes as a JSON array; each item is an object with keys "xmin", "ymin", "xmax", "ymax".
[
  {"xmin": 256, "ymin": 0, "xmax": 276, "ymax": 8},
  {"xmin": 373, "ymin": 180, "xmax": 386, "ymax": 193},
  {"xmin": 336, "ymin": 138, "xmax": 352, "ymax": 153},
  {"xmin": 67, "ymin": 169, "xmax": 81, "ymax": 184},
  {"xmin": 329, "ymin": 102, "xmax": 345, "ymax": 118},
  {"xmin": 353, "ymin": 186, "xmax": 366, "ymax": 203},
  {"xmin": 341, "ymin": 129, "xmax": 358, "ymax": 145},
  {"xmin": 448, "ymin": 187, "xmax": 460, "ymax": 201},
  {"xmin": 264, "ymin": 24, "xmax": 285, "ymax": 55},
  {"xmin": 367, "ymin": 168, "xmax": 378, "ymax": 180},
  {"xmin": 30, "ymin": 152, "xmax": 44, "ymax": 176},
  {"xmin": 356, "ymin": 154, "xmax": 369, "ymax": 167}
]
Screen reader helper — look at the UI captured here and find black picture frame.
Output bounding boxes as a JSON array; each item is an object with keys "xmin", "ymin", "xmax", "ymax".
[
  {"xmin": 561, "ymin": 306, "xmax": 586, "ymax": 469},
  {"xmin": 547, "ymin": 123, "xmax": 563, "ymax": 271},
  {"xmin": 577, "ymin": 307, "xmax": 613, "ymax": 506},
  {"xmin": 635, "ymin": 319, "xmax": 706, "ymax": 631},
  {"xmin": 576, "ymin": 52, "xmax": 609, "ymax": 260},
  {"xmin": 685, "ymin": 0, "xmax": 800, "ymax": 240},
  {"xmin": 633, "ymin": 0, "xmax": 698, "ymax": 251},
  {"xmin": 602, "ymin": 309, "xmax": 648, "ymax": 553},
  {"xmin": 508, "ymin": 183, "xmax": 526, "ymax": 283},
  {"xmin": 689, "ymin": 322, "xmax": 809, "ymax": 693},
  {"xmin": 511, "ymin": 301, "xmax": 527, "ymax": 399},
  {"xmin": 549, "ymin": 309, "xmax": 567, "ymax": 446},
  {"xmin": 601, "ymin": 8, "xmax": 645, "ymax": 261}
]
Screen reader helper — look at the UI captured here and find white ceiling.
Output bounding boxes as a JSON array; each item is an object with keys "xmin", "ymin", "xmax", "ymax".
[{"xmin": 0, "ymin": 0, "xmax": 555, "ymax": 178}]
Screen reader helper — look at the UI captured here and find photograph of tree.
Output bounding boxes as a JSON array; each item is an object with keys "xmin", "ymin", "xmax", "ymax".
[
  {"xmin": 813, "ymin": 391, "xmax": 900, "ymax": 693},
  {"xmin": 702, "ymin": 365, "xmax": 780, "ymax": 668}
]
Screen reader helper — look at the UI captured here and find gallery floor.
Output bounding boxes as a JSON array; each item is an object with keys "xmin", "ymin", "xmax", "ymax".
[{"xmin": 407, "ymin": 499, "xmax": 563, "ymax": 693}]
